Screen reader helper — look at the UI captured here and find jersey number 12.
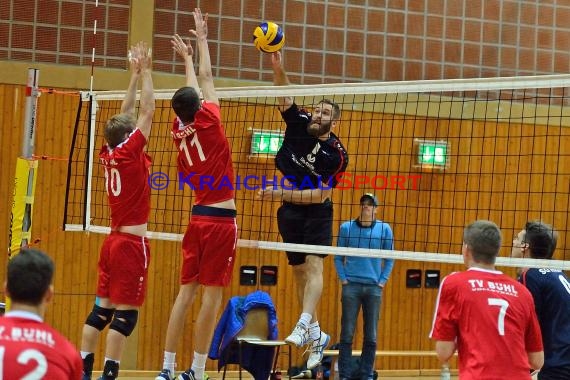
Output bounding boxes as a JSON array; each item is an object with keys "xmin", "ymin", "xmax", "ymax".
[{"xmin": 0, "ymin": 346, "xmax": 48, "ymax": 379}]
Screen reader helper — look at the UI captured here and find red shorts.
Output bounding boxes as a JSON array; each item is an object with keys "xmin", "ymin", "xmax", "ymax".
[
  {"xmin": 96, "ymin": 231, "xmax": 150, "ymax": 306},
  {"xmin": 181, "ymin": 214, "xmax": 237, "ymax": 286}
]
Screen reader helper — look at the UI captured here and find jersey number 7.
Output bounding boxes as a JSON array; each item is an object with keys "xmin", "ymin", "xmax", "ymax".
[{"xmin": 488, "ymin": 298, "xmax": 509, "ymax": 336}]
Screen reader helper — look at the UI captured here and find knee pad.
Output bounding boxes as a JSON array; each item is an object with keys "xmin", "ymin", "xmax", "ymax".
[
  {"xmin": 109, "ymin": 309, "xmax": 138, "ymax": 337},
  {"xmin": 85, "ymin": 304, "xmax": 115, "ymax": 331}
]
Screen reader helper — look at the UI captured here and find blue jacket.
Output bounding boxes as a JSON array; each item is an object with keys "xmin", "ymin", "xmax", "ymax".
[
  {"xmin": 209, "ymin": 290, "xmax": 278, "ymax": 380},
  {"xmin": 335, "ymin": 219, "xmax": 395, "ymax": 286}
]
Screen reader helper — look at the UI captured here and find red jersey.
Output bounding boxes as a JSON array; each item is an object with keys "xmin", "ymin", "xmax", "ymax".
[
  {"xmin": 172, "ymin": 101, "xmax": 235, "ymax": 205},
  {"xmin": 430, "ymin": 268, "xmax": 543, "ymax": 380},
  {"xmin": 99, "ymin": 129, "xmax": 151, "ymax": 228},
  {"xmin": 0, "ymin": 312, "xmax": 83, "ymax": 380}
]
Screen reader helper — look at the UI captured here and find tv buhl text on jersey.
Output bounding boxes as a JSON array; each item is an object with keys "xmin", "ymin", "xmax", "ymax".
[{"xmin": 147, "ymin": 172, "xmax": 421, "ymax": 191}]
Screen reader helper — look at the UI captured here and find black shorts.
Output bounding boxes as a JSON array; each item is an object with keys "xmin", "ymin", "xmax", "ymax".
[
  {"xmin": 538, "ymin": 366, "xmax": 570, "ymax": 380},
  {"xmin": 277, "ymin": 200, "xmax": 333, "ymax": 266}
]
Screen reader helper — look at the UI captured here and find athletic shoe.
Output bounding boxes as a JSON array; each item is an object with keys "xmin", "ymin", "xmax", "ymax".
[
  {"xmin": 82, "ymin": 352, "xmax": 94, "ymax": 380},
  {"xmin": 174, "ymin": 369, "xmax": 209, "ymax": 380},
  {"xmin": 176, "ymin": 369, "xmax": 195, "ymax": 380},
  {"xmin": 155, "ymin": 369, "xmax": 175, "ymax": 380},
  {"xmin": 306, "ymin": 332, "xmax": 330, "ymax": 369},
  {"xmin": 291, "ymin": 369, "xmax": 312, "ymax": 379},
  {"xmin": 97, "ymin": 359, "xmax": 119, "ymax": 380},
  {"xmin": 285, "ymin": 323, "xmax": 310, "ymax": 347},
  {"xmin": 96, "ymin": 374, "xmax": 117, "ymax": 380}
]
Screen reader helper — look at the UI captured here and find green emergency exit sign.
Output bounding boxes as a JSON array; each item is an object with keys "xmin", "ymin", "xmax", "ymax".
[
  {"xmin": 251, "ymin": 131, "xmax": 284, "ymax": 155},
  {"xmin": 418, "ymin": 141, "xmax": 449, "ymax": 167}
]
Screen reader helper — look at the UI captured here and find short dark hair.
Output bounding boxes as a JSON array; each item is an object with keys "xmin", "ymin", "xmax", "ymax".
[
  {"xmin": 7, "ymin": 248, "xmax": 54, "ymax": 305},
  {"xmin": 171, "ymin": 87, "xmax": 201, "ymax": 124},
  {"xmin": 463, "ymin": 220, "xmax": 501, "ymax": 264},
  {"xmin": 524, "ymin": 221, "xmax": 557, "ymax": 259},
  {"xmin": 105, "ymin": 113, "xmax": 136, "ymax": 148},
  {"xmin": 319, "ymin": 99, "xmax": 341, "ymax": 120}
]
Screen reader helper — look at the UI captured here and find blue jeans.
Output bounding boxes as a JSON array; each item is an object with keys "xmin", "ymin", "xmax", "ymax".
[{"xmin": 338, "ymin": 282, "xmax": 382, "ymax": 380}]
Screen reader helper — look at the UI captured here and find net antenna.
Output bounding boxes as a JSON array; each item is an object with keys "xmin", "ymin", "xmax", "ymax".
[
  {"xmin": 64, "ymin": 74, "xmax": 570, "ymax": 270},
  {"xmin": 88, "ymin": 0, "xmax": 101, "ymax": 93}
]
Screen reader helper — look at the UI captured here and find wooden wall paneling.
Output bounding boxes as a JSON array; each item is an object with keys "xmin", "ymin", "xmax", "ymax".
[
  {"xmin": 136, "ymin": 239, "xmax": 164, "ymax": 368},
  {"xmin": 321, "ymin": 258, "xmax": 340, "ymax": 342},
  {"xmin": 384, "ymin": 260, "xmax": 425, "ymax": 370},
  {"xmin": 35, "ymin": 92, "xmax": 72, "ymax": 344},
  {"xmin": 553, "ymin": 130, "xmax": 570, "ymax": 261}
]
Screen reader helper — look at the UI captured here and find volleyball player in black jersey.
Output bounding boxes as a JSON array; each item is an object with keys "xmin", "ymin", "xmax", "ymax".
[
  {"xmin": 258, "ymin": 51, "xmax": 348, "ymax": 369},
  {"xmin": 512, "ymin": 221, "xmax": 570, "ymax": 380}
]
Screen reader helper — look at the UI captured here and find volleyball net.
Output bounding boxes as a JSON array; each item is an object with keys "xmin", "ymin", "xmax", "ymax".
[{"xmin": 63, "ymin": 75, "xmax": 570, "ymax": 269}]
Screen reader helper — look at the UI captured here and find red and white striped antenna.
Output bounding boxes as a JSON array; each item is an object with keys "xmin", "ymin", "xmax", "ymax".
[{"xmin": 89, "ymin": 0, "xmax": 100, "ymax": 93}]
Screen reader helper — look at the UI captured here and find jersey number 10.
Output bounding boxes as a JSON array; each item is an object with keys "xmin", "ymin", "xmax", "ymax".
[{"xmin": 103, "ymin": 167, "xmax": 121, "ymax": 197}]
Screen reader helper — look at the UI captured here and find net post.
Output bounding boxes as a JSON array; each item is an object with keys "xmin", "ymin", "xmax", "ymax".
[
  {"xmin": 7, "ymin": 68, "xmax": 40, "ymax": 310},
  {"xmin": 19, "ymin": 68, "xmax": 41, "ymax": 248}
]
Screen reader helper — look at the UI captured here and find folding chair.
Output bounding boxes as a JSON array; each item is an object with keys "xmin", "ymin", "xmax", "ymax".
[{"xmin": 222, "ymin": 307, "xmax": 291, "ymax": 380}]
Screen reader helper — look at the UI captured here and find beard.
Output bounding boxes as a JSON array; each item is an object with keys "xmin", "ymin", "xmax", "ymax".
[{"xmin": 307, "ymin": 120, "xmax": 332, "ymax": 137}]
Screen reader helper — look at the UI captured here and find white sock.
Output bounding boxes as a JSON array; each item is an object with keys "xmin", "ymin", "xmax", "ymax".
[
  {"xmin": 299, "ymin": 313, "xmax": 312, "ymax": 328},
  {"xmin": 191, "ymin": 351, "xmax": 208, "ymax": 380},
  {"xmin": 104, "ymin": 357, "xmax": 119, "ymax": 364},
  {"xmin": 163, "ymin": 351, "xmax": 176, "ymax": 374},
  {"xmin": 309, "ymin": 321, "xmax": 321, "ymax": 341},
  {"xmin": 80, "ymin": 351, "xmax": 93, "ymax": 359}
]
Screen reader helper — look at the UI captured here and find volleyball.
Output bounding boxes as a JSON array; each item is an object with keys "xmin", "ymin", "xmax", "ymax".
[{"xmin": 253, "ymin": 22, "xmax": 285, "ymax": 53}]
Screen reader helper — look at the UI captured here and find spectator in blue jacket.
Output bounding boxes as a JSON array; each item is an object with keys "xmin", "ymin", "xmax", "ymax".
[{"xmin": 334, "ymin": 193, "xmax": 395, "ymax": 380}]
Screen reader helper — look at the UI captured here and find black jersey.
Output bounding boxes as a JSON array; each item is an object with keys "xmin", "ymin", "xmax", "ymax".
[
  {"xmin": 275, "ymin": 103, "xmax": 348, "ymax": 190},
  {"xmin": 520, "ymin": 268, "xmax": 570, "ymax": 371}
]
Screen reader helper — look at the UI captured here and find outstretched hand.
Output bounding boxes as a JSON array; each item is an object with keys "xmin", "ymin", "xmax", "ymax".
[
  {"xmin": 127, "ymin": 44, "xmax": 142, "ymax": 74},
  {"xmin": 136, "ymin": 41, "xmax": 152, "ymax": 71},
  {"xmin": 171, "ymin": 33, "xmax": 193, "ymax": 59},
  {"xmin": 128, "ymin": 42, "xmax": 152, "ymax": 73},
  {"xmin": 190, "ymin": 8, "xmax": 208, "ymax": 40}
]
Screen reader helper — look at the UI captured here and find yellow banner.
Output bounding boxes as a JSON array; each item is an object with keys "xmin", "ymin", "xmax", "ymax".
[{"xmin": 8, "ymin": 158, "xmax": 38, "ymax": 257}]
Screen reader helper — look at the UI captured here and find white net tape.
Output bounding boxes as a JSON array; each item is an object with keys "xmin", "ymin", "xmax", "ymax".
[{"xmin": 65, "ymin": 224, "xmax": 569, "ymax": 270}]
